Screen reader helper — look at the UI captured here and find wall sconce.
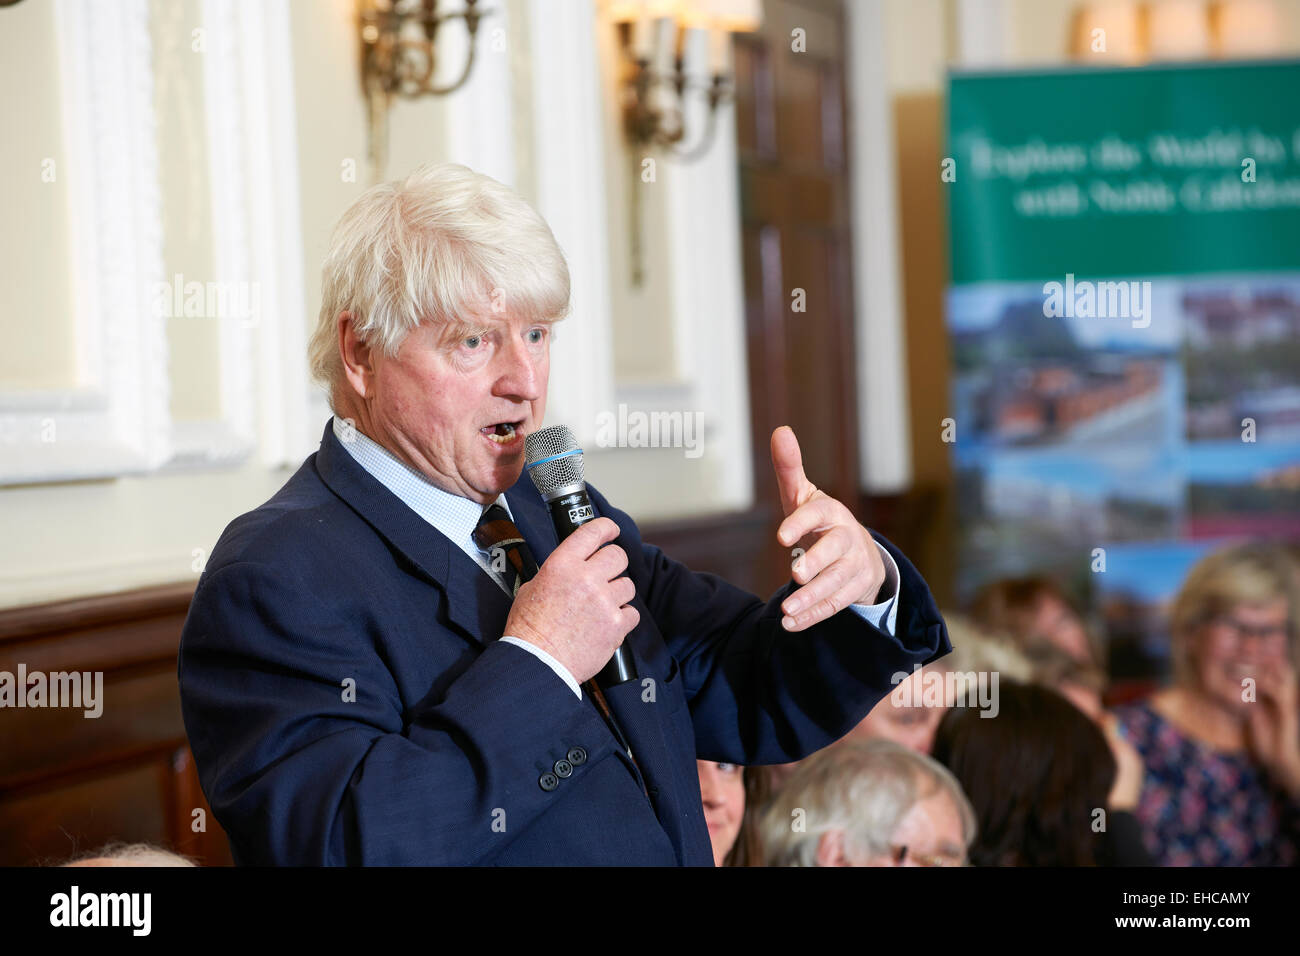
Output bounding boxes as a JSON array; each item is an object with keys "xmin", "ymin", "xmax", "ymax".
[
  {"xmin": 607, "ymin": 0, "xmax": 762, "ymax": 284},
  {"xmin": 358, "ymin": 0, "xmax": 491, "ymax": 181}
]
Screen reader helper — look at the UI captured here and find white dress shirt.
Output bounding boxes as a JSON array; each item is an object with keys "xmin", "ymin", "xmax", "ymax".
[{"xmin": 331, "ymin": 417, "xmax": 901, "ymax": 699}]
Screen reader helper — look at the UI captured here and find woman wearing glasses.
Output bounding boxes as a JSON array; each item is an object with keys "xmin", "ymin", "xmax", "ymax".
[{"xmin": 1113, "ymin": 542, "xmax": 1300, "ymax": 866}]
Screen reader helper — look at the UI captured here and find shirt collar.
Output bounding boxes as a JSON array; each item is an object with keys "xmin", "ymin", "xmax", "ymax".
[{"xmin": 330, "ymin": 416, "xmax": 513, "ymax": 552}]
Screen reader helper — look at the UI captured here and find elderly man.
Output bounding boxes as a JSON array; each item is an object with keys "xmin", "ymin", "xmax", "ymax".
[
  {"xmin": 760, "ymin": 739, "xmax": 976, "ymax": 866},
  {"xmin": 177, "ymin": 162, "xmax": 950, "ymax": 865}
]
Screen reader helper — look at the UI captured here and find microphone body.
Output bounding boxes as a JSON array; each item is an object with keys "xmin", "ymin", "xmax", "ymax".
[{"xmin": 525, "ymin": 426, "xmax": 638, "ymax": 687}]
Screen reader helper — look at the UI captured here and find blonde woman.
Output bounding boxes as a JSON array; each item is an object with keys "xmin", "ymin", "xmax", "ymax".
[{"xmin": 1113, "ymin": 542, "xmax": 1300, "ymax": 866}]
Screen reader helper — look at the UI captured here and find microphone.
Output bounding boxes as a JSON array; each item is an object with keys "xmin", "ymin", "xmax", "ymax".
[{"xmin": 525, "ymin": 425, "xmax": 638, "ymax": 687}]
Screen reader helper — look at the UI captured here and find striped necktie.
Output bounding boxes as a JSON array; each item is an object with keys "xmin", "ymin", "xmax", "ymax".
[
  {"xmin": 472, "ymin": 503, "xmax": 539, "ymax": 598},
  {"xmin": 471, "ymin": 503, "xmax": 644, "ymax": 786}
]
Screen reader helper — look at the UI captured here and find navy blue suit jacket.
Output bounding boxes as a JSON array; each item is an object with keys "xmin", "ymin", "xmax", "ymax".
[{"xmin": 178, "ymin": 421, "xmax": 951, "ymax": 865}]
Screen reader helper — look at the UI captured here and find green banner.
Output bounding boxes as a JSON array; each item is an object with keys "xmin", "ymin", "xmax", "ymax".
[{"xmin": 947, "ymin": 60, "xmax": 1300, "ymax": 285}]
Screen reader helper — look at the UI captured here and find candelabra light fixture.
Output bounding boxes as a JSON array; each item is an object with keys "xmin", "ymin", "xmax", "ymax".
[
  {"xmin": 607, "ymin": 0, "xmax": 763, "ymax": 284},
  {"xmin": 611, "ymin": 0, "xmax": 761, "ymax": 158},
  {"xmin": 358, "ymin": 0, "xmax": 491, "ymax": 181}
]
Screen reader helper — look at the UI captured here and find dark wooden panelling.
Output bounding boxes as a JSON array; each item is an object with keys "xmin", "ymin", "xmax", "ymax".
[
  {"xmin": 2, "ymin": 760, "xmax": 169, "ymax": 867},
  {"xmin": 642, "ymin": 506, "xmax": 781, "ymax": 597},
  {"xmin": 0, "ymin": 582, "xmax": 233, "ymax": 866}
]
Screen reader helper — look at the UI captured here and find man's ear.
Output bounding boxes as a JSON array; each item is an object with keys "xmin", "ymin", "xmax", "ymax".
[
  {"xmin": 815, "ymin": 829, "xmax": 850, "ymax": 867},
  {"xmin": 337, "ymin": 311, "xmax": 373, "ymax": 400}
]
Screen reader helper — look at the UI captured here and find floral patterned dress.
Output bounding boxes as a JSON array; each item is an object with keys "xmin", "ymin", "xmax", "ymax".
[{"xmin": 1114, "ymin": 699, "xmax": 1300, "ymax": 866}]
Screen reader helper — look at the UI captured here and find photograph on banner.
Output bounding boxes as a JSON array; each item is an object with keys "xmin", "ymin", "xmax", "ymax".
[
  {"xmin": 1182, "ymin": 276, "xmax": 1300, "ymax": 443},
  {"xmin": 949, "ymin": 281, "xmax": 1182, "ymax": 451},
  {"xmin": 952, "ymin": 441, "xmax": 1185, "ymax": 608},
  {"xmin": 1186, "ymin": 439, "xmax": 1300, "ymax": 539}
]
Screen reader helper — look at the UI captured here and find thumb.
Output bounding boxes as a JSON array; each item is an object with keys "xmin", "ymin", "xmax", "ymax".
[{"xmin": 771, "ymin": 426, "xmax": 811, "ymax": 517}]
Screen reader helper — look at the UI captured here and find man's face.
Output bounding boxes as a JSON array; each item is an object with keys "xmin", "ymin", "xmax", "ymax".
[
  {"xmin": 882, "ymin": 789, "xmax": 967, "ymax": 866},
  {"xmin": 360, "ymin": 312, "xmax": 551, "ymax": 503}
]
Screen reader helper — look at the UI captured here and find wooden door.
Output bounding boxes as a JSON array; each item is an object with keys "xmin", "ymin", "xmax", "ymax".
[{"xmin": 734, "ymin": 0, "xmax": 860, "ymax": 586}]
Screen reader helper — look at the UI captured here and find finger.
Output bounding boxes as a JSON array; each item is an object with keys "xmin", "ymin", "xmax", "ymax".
[
  {"xmin": 1254, "ymin": 670, "xmax": 1285, "ymax": 697},
  {"xmin": 617, "ymin": 604, "xmax": 640, "ymax": 635},
  {"xmin": 613, "ymin": 575, "xmax": 637, "ymax": 607},
  {"xmin": 783, "ymin": 548, "xmax": 859, "ymax": 619},
  {"xmin": 777, "ymin": 496, "xmax": 840, "ymax": 549},
  {"xmin": 789, "ymin": 525, "xmax": 852, "ymax": 587},
  {"xmin": 770, "ymin": 426, "xmax": 813, "ymax": 518},
  {"xmin": 780, "ymin": 557, "xmax": 865, "ymax": 631},
  {"xmin": 563, "ymin": 516, "xmax": 621, "ymax": 558},
  {"xmin": 591, "ymin": 542, "xmax": 630, "ymax": 579}
]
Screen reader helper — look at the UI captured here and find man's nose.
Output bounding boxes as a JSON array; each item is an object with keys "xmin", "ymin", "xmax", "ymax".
[{"xmin": 494, "ymin": 332, "xmax": 543, "ymax": 400}]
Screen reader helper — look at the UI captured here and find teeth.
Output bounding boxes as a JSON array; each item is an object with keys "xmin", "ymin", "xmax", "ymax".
[{"xmin": 485, "ymin": 422, "xmax": 517, "ymax": 444}]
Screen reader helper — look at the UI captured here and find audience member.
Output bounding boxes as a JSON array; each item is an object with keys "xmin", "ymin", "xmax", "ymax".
[
  {"xmin": 759, "ymin": 739, "xmax": 975, "ymax": 866},
  {"xmin": 61, "ymin": 842, "xmax": 197, "ymax": 867},
  {"xmin": 932, "ymin": 680, "xmax": 1151, "ymax": 866},
  {"xmin": 1023, "ymin": 641, "xmax": 1145, "ymax": 812},
  {"xmin": 697, "ymin": 761, "xmax": 770, "ymax": 866},
  {"xmin": 1113, "ymin": 542, "xmax": 1300, "ymax": 865},
  {"xmin": 838, "ymin": 614, "xmax": 1033, "ymax": 755},
  {"xmin": 970, "ymin": 575, "xmax": 1099, "ymax": 667}
]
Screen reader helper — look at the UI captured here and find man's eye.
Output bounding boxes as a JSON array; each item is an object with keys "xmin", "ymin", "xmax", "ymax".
[
  {"xmin": 716, "ymin": 762, "xmax": 739, "ymax": 774},
  {"xmin": 527, "ymin": 328, "xmax": 546, "ymax": 344},
  {"xmin": 463, "ymin": 335, "xmax": 482, "ymax": 349}
]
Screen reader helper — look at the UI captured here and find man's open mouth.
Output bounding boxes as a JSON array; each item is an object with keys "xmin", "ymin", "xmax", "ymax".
[{"xmin": 481, "ymin": 421, "xmax": 523, "ymax": 444}]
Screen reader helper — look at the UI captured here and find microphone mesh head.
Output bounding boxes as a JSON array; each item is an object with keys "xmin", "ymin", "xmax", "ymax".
[{"xmin": 525, "ymin": 425, "xmax": 585, "ymax": 497}]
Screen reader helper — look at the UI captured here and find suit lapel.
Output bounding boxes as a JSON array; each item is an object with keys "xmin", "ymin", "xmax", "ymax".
[{"xmin": 315, "ymin": 419, "xmax": 514, "ymax": 646}]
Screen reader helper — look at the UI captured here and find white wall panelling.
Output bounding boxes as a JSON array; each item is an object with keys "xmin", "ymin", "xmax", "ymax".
[
  {"xmin": 846, "ymin": 0, "xmax": 913, "ymax": 492},
  {"xmin": 0, "ymin": 0, "xmax": 170, "ymax": 485},
  {"xmin": 524, "ymin": 0, "xmax": 615, "ymax": 448}
]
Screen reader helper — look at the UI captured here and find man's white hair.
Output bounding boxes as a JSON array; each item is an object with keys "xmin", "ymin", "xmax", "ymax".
[
  {"xmin": 307, "ymin": 162, "xmax": 571, "ymax": 407},
  {"xmin": 759, "ymin": 739, "xmax": 976, "ymax": 867},
  {"xmin": 61, "ymin": 841, "xmax": 198, "ymax": 867}
]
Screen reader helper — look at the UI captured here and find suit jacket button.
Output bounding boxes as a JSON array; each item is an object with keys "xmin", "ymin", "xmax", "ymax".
[
  {"xmin": 567, "ymin": 747, "xmax": 587, "ymax": 766},
  {"xmin": 553, "ymin": 758, "xmax": 573, "ymax": 778},
  {"xmin": 539, "ymin": 772, "xmax": 559, "ymax": 792}
]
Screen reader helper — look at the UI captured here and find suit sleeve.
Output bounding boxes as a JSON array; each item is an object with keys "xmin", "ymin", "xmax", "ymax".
[
  {"xmin": 178, "ymin": 558, "xmax": 614, "ymax": 865},
  {"xmin": 584, "ymin": 485, "xmax": 951, "ymax": 766}
]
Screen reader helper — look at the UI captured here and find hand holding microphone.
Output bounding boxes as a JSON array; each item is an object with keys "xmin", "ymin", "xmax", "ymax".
[
  {"xmin": 503, "ymin": 425, "xmax": 640, "ymax": 687},
  {"xmin": 504, "ymin": 516, "xmax": 639, "ymax": 685}
]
